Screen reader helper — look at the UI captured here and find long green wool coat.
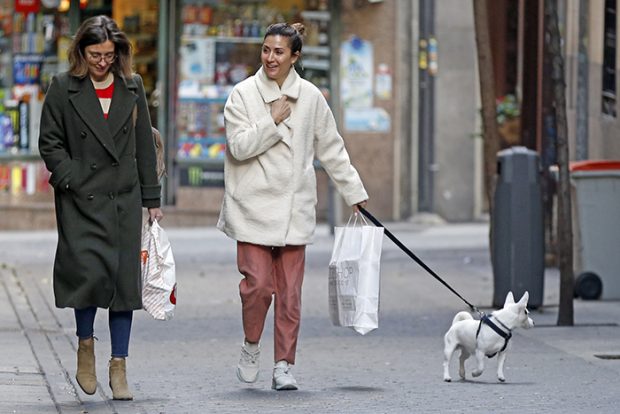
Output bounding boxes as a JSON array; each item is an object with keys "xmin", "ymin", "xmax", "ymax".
[{"xmin": 39, "ymin": 72, "xmax": 161, "ymax": 311}]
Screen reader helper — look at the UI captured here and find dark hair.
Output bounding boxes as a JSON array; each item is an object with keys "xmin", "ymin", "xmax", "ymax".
[
  {"xmin": 68, "ymin": 15, "xmax": 133, "ymax": 79},
  {"xmin": 264, "ymin": 22, "xmax": 305, "ymax": 54}
]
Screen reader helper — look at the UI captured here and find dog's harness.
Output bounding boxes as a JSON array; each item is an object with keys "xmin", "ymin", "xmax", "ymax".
[{"xmin": 476, "ymin": 314, "xmax": 512, "ymax": 358}]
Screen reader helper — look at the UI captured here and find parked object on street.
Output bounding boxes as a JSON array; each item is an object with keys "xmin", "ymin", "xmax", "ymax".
[
  {"xmin": 571, "ymin": 160, "xmax": 620, "ymax": 300},
  {"xmin": 329, "ymin": 214, "xmax": 384, "ymax": 335},
  {"xmin": 442, "ymin": 291, "xmax": 534, "ymax": 383},
  {"xmin": 492, "ymin": 146, "xmax": 544, "ymax": 308}
]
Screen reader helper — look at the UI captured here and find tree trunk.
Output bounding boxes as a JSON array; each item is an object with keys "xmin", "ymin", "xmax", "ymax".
[
  {"xmin": 473, "ymin": 0, "xmax": 501, "ymax": 258},
  {"xmin": 545, "ymin": 0, "xmax": 574, "ymax": 326}
]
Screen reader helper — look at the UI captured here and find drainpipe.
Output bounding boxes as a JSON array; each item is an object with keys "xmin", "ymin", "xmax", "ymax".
[
  {"xmin": 575, "ymin": 0, "xmax": 588, "ymax": 160},
  {"xmin": 418, "ymin": 0, "xmax": 436, "ymax": 212}
]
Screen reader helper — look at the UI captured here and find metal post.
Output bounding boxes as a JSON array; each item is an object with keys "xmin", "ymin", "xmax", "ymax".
[
  {"xmin": 399, "ymin": 0, "xmax": 415, "ymax": 218},
  {"xmin": 157, "ymin": 0, "xmax": 171, "ymax": 204},
  {"xmin": 328, "ymin": 0, "xmax": 342, "ymax": 229},
  {"xmin": 164, "ymin": 0, "xmax": 179, "ymax": 206},
  {"xmin": 68, "ymin": 0, "xmax": 81, "ymax": 33},
  {"xmin": 575, "ymin": 0, "xmax": 589, "ymax": 160},
  {"xmin": 417, "ymin": 0, "xmax": 435, "ymax": 212}
]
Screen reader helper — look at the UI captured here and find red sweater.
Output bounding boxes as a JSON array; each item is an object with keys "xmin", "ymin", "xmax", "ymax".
[{"xmin": 92, "ymin": 74, "xmax": 115, "ymax": 119}]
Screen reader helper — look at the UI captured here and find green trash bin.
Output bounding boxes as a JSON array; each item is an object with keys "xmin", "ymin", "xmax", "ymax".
[{"xmin": 571, "ymin": 160, "xmax": 620, "ymax": 300}]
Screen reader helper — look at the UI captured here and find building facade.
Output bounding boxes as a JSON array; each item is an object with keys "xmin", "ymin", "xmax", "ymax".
[{"xmin": 12, "ymin": 0, "xmax": 596, "ymax": 228}]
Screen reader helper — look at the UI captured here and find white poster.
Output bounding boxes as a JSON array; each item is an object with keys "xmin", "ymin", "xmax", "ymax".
[
  {"xmin": 340, "ymin": 36, "xmax": 373, "ymax": 109},
  {"xmin": 375, "ymin": 63, "xmax": 392, "ymax": 100},
  {"xmin": 178, "ymin": 37, "xmax": 215, "ymax": 97},
  {"xmin": 344, "ymin": 108, "xmax": 391, "ymax": 132}
]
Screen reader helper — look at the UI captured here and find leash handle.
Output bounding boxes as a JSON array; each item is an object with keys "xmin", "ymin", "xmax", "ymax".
[{"xmin": 358, "ymin": 206, "xmax": 480, "ymax": 315}]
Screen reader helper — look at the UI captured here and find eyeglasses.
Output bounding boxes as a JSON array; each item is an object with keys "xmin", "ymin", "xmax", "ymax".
[{"xmin": 86, "ymin": 52, "xmax": 117, "ymax": 64}]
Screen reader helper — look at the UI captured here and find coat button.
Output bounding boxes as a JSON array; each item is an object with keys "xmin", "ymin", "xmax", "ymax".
[
  {"xmin": 90, "ymin": 163, "xmax": 97, "ymax": 170},
  {"xmin": 123, "ymin": 126, "xmax": 128, "ymax": 133},
  {"xmin": 80, "ymin": 131, "xmax": 87, "ymax": 138},
  {"xmin": 112, "ymin": 162, "xmax": 119, "ymax": 167},
  {"xmin": 87, "ymin": 194, "xmax": 94, "ymax": 200},
  {"xmin": 108, "ymin": 192, "xmax": 115, "ymax": 200}
]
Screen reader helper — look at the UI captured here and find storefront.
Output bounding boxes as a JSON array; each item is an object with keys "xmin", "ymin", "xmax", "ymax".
[
  {"xmin": 1, "ymin": 0, "xmax": 402, "ymax": 229},
  {"xmin": 163, "ymin": 0, "xmax": 405, "ymax": 226},
  {"xmin": 0, "ymin": 0, "xmax": 160, "ymax": 227},
  {"xmin": 163, "ymin": 0, "xmax": 336, "ymax": 224},
  {"xmin": 0, "ymin": 0, "xmax": 338, "ymax": 227}
]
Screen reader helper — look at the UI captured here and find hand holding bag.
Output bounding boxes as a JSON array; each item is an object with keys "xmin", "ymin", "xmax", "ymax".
[
  {"xmin": 328, "ymin": 213, "xmax": 384, "ymax": 335},
  {"xmin": 141, "ymin": 219, "xmax": 177, "ymax": 320}
]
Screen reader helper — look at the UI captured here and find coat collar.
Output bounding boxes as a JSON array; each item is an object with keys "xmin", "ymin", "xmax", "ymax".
[
  {"xmin": 254, "ymin": 66, "xmax": 301, "ymax": 103},
  {"xmin": 68, "ymin": 74, "xmax": 138, "ymax": 162}
]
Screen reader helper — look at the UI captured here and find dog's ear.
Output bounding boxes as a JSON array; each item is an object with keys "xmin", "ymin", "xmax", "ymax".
[
  {"xmin": 517, "ymin": 291, "xmax": 529, "ymax": 306},
  {"xmin": 504, "ymin": 291, "xmax": 515, "ymax": 305}
]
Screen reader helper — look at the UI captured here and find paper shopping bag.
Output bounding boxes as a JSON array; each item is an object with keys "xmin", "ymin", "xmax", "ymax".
[
  {"xmin": 328, "ymin": 215, "xmax": 384, "ymax": 335},
  {"xmin": 141, "ymin": 219, "xmax": 177, "ymax": 320}
]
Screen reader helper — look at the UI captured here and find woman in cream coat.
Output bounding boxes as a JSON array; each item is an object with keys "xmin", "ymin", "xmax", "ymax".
[{"xmin": 218, "ymin": 22, "xmax": 368, "ymax": 391}]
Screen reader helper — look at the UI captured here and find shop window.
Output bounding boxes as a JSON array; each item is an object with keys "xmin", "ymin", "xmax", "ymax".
[
  {"xmin": 112, "ymin": 0, "xmax": 160, "ymax": 125},
  {"xmin": 173, "ymin": 0, "xmax": 333, "ymax": 197},
  {"xmin": 0, "ymin": 1, "xmax": 72, "ymax": 202},
  {"xmin": 602, "ymin": 0, "xmax": 616, "ymax": 117},
  {"xmin": 0, "ymin": 0, "xmax": 161, "ymax": 204}
]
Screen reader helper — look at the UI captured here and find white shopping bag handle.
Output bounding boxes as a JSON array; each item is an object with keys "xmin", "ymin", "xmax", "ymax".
[{"xmin": 345, "ymin": 212, "xmax": 369, "ymax": 228}]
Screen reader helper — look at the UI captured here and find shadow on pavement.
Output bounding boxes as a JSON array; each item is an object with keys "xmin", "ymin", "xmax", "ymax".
[{"xmin": 333, "ymin": 385, "xmax": 384, "ymax": 392}]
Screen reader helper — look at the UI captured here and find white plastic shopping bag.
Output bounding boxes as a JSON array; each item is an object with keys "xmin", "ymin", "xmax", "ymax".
[
  {"xmin": 141, "ymin": 219, "xmax": 177, "ymax": 320},
  {"xmin": 328, "ymin": 214, "xmax": 384, "ymax": 335}
]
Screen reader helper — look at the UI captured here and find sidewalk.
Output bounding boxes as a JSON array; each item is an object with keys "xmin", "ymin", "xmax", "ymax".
[{"xmin": 1, "ymin": 222, "xmax": 620, "ymax": 413}]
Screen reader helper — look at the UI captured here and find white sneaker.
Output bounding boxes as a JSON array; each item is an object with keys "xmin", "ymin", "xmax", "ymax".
[
  {"xmin": 236, "ymin": 342, "xmax": 260, "ymax": 383},
  {"xmin": 272, "ymin": 360, "xmax": 298, "ymax": 391}
]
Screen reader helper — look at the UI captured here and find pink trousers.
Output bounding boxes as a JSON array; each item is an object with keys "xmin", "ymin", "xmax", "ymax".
[{"xmin": 237, "ymin": 242, "xmax": 306, "ymax": 364}]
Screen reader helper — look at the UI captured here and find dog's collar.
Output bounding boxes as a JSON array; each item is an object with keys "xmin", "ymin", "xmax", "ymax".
[{"xmin": 476, "ymin": 314, "xmax": 513, "ymax": 358}]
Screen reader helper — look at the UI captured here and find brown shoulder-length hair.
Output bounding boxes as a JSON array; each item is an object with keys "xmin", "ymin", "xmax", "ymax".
[{"xmin": 68, "ymin": 15, "xmax": 133, "ymax": 79}]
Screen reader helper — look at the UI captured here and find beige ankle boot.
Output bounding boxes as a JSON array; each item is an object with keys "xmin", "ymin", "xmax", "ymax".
[
  {"xmin": 109, "ymin": 358, "xmax": 133, "ymax": 400},
  {"xmin": 76, "ymin": 337, "xmax": 97, "ymax": 395}
]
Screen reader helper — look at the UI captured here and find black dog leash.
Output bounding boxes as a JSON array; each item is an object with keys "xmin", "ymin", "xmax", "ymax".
[{"xmin": 358, "ymin": 206, "xmax": 481, "ymax": 315}]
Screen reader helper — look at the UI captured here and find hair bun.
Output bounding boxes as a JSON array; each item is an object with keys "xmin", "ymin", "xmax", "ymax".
[{"xmin": 291, "ymin": 22, "xmax": 306, "ymax": 37}]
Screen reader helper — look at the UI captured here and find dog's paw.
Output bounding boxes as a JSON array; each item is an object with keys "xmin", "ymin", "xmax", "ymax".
[
  {"xmin": 498, "ymin": 377, "xmax": 506, "ymax": 383},
  {"xmin": 443, "ymin": 377, "xmax": 452, "ymax": 382},
  {"xmin": 471, "ymin": 370, "xmax": 482, "ymax": 378}
]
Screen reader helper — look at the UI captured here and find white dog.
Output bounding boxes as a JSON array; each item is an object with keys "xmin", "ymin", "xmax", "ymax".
[{"xmin": 443, "ymin": 291, "xmax": 534, "ymax": 382}]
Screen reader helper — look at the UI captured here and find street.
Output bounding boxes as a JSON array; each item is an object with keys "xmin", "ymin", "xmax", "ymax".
[{"xmin": 1, "ymin": 222, "xmax": 620, "ymax": 413}]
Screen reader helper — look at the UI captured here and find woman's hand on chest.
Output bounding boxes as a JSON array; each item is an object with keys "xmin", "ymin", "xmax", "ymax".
[{"xmin": 270, "ymin": 96, "xmax": 291, "ymax": 125}]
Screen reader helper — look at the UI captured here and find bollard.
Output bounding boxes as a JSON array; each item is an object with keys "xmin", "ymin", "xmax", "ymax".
[{"xmin": 492, "ymin": 147, "xmax": 545, "ymax": 308}]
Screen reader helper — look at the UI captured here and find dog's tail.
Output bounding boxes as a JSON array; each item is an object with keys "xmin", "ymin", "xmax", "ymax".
[{"xmin": 452, "ymin": 311, "xmax": 473, "ymax": 326}]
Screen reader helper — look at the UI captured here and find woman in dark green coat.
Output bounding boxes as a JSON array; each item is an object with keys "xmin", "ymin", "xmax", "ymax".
[{"xmin": 38, "ymin": 15, "xmax": 163, "ymax": 401}]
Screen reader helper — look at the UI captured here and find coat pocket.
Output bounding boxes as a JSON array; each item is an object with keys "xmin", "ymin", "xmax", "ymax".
[
  {"xmin": 49, "ymin": 158, "xmax": 74, "ymax": 191},
  {"xmin": 231, "ymin": 161, "xmax": 265, "ymax": 202}
]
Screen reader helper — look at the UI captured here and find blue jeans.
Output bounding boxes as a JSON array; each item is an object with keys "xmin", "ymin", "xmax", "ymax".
[{"xmin": 74, "ymin": 307, "xmax": 133, "ymax": 358}]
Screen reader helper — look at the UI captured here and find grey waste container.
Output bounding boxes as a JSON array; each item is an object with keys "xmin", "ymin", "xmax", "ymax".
[
  {"xmin": 492, "ymin": 146, "xmax": 544, "ymax": 308},
  {"xmin": 571, "ymin": 160, "xmax": 620, "ymax": 300}
]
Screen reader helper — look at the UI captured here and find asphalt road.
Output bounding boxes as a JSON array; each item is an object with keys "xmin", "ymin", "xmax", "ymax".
[{"xmin": 1, "ymin": 224, "xmax": 619, "ymax": 413}]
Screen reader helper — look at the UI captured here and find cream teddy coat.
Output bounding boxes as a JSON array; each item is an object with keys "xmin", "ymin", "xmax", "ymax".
[{"xmin": 217, "ymin": 67, "xmax": 368, "ymax": 246}]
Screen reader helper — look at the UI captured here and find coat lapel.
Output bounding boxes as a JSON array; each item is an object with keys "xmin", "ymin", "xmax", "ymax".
[
  {"xmin": 68, "ymin": 75, "xmax": 119, "ymax": 162},
  {"xmin": 254, "ymin": 67, "xmax": 301, "ymax": 147},
  {"xmin": 254, "ymin": 67, "xmax": 301, "ymax": 103},
  {"xmin": 106, "ymin": 75, "xmax": 138, "ymax": 138}
]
